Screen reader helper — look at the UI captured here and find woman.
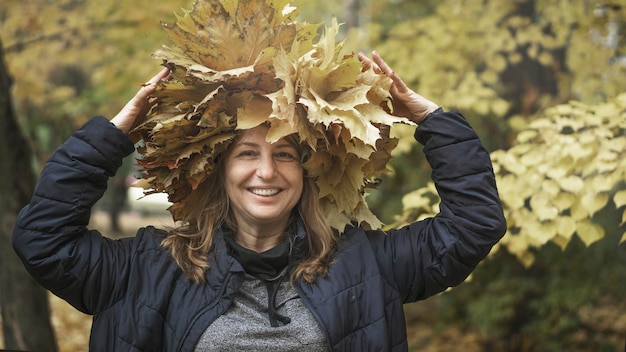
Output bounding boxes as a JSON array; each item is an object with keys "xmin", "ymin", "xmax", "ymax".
[{"xmin": 12, "ymin": 52, "xmax": 506, "ymax": 351}]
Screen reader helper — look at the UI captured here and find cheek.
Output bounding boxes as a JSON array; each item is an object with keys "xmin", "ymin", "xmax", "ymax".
[
  {"xmin": 291, "ymin": 168, "xmax": 305, "ymax": 196},
  {"xmin": 224, "ymin": 160, "xmax": 250, "ymax": 181},
  {"xmin": 223, "ymin": 161, "xmax": 247, "ymax": 194}
]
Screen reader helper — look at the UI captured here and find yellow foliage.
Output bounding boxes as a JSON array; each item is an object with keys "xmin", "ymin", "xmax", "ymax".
[
  {"xmin": 491, "ymin": 94, "xmax": 626, "ymax": 264},
  {"xmin": 395, "ymin": 93, "xmax": 626, "ymax": 266},
  {"xmin": 2, "ymin": 0, "xmax": 189, "ymax": 124},
  {"xmin": 370, "ymin": 0, "xmax": 626, "ymax": 123}
]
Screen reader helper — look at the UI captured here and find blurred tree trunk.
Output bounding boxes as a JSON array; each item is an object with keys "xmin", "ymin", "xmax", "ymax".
[
  {"xmin": 343, "ymin": 0, "xmax": 360, "ymax": 30},
  {"xmin": 0, "ymin": 39, "xmax": 58, "ymax": 352}
]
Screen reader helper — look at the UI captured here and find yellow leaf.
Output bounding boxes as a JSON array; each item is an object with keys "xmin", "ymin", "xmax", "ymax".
[
  {"xmin": 491, "ymin": 54, "xmax": 508, "ymax": 72},
  {"xmin": 557, "ymin": 175, "xmax": 584, "ymax": 193},
  {"xmin": 504, "ymin": 233, "xmax": 536, "ymax": 268},
  {"xmin": 576, "ymin": 221, "xmax": 605, "ymax": 246},
  {"xmin": 546, "ymin": 156, "xmax": 575, "ymax": 179},
  {"xmin": 555, "ymin": 216, "xmax": 576, "ymax": 238},
  {"xmin": 491, "ymin": 98, "xmax": 510, "ymax": 117},
  {"xmin": 508, "ymin": 143, "xmax": 533, "ymax": 156},
  {"xmin": 552, "ymin": 235, "xmax": 570, "ymax": 251},
  {"xmin": 581, "ymin": 192, "xmax": 609, "ymax": 216},
  {"xmin": 402, "ymin": 189, "xmax": 434, "ymax": 210},
  {"xmin": 541, "ymin": 179, "xmax": 560, "ymax": 197},
  {"xmin": 519, "ymin": 252, "xmax": 535, "ymax": 268},
  {"xmin": 503, "ymin": 233, "xmax": 532, "ymax": 261},
  {"xmin": 591, "ymin": 174, "xmax": 618, "ymax": 193},
  {"xmin": 528, "ymin": 220, "xmax": 557, "ymax": 245},
  {"xmin": 530, "ymin": 193, "xmax": 559, "ymax": 221},
  {"xmin": 497, "ymin": 153, "xmax": 527, "ymax": 175},
  {"xmin": 606, "ymin": 136, "xmax": 626, "ymax": 153},
  {"xmin": 614, "ymin": 190, "xmax": 626, "ymax": 208},
  {"xmin": 565, "ymin": 142, "xmax": 596, "ymax": 161},
  {"xmin": 475, "ymin": 99, "xmax": 491, "ymax": 115},
  {"xmin": 553, "ymin": 192, "xmax": 576, "ymax": 212},
  {"xmin": 516, "ymin": 130, "xmax": 538, "ymax": 143},
  {"xmin": 570, "ymin": 199, "xmax": 590, "ymax": 221}
]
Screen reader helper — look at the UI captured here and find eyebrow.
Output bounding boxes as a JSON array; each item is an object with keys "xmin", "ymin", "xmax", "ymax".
[{"xmin": 234, "ymin": 141, "xmax": 296, "ymax": 149}]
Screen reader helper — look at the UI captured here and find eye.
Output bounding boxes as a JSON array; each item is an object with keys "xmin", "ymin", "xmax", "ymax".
[
  {"xmin": 234, "ymin": 149, "xmax": 258, "ymax": 158},
  {"xmin": 275, "ymin": 151, "xmax": 298, "ymax": 161}
]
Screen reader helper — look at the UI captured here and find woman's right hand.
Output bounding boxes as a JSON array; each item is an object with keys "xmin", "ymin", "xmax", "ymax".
[{"xmin": 110, "ymin": 67, "xmax": 170, "ymax": 136}]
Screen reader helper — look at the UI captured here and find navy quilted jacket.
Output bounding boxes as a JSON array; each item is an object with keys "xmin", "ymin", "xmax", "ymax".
[{"xmin": 13, "ymin": 110, "xmax": 506, "ymax": 351}]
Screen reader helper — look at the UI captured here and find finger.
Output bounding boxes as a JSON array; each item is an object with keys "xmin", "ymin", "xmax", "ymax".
[
  {"xmin": 371, "ymin": 51, "xmax": 393, "ymax": 75},
  {"xmin": 141, "ymin": 67, "xmax": 171, "ymax": 88},
  {"xmin": 155, "ymin": 67, "xmax": 171, "ymax": 82},
  {"xmin": 136, "ymin": 68, "xmax": 170, "ymax": 103},
  {"xmin": 388, "ymin": 71, "xmax": 409, "ymax": 94},
  {"xmin": 358, "ymin": 52, "xmax": 383, "ymax": 74},
  {"xmin": 371, "ymin": 52, "xmax": 410, "ymax": 93},
  {"xmin": 152, "ymin": 67, "xmax": 171, "ymax": 82},
  {"xmin": 147, "ymin": 96, "xmax": 159, "ymax": 107},
  {"xmin": 358, "ymin": 52, "xmax": 373, "ymax": 72}
]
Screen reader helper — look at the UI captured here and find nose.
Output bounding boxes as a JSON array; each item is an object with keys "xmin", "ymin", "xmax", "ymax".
[{"xmin": 255, "ymin": 154, "xmax": 277, "ymax": 179}]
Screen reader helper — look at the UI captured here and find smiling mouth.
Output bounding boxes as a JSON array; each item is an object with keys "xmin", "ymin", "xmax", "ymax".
[{"xmin": 249, "ymin": 188, "xmax": 281, "ymax": 196}]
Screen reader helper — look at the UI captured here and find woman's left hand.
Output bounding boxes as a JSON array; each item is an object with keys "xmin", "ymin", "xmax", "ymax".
[{"xmin": 358, "ymin": 51, "xmax": 439, "ymax": 124}]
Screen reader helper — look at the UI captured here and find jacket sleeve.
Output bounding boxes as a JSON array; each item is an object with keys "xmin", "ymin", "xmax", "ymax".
[
  {"xmin": 367, "ymin": 109, "xmax": 507, "ymax": 302},
  {"xmin": 12, "ymin": 116, "xmax": 138, "ymax": 314}
]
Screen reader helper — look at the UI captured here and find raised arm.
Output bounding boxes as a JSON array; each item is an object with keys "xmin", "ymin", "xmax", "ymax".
[
  {"xmin": 12, "ymin": 68, "xmax": 170, "ymax": 314},
  {"xmin": 358, "ymin": 52, "xmax": 506, "ymax": 301}
]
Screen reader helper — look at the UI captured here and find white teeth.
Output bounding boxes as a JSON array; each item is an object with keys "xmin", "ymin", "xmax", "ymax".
[{"xmin": 250, "ymin": 188, "xmax": 280, "ymax": 196}]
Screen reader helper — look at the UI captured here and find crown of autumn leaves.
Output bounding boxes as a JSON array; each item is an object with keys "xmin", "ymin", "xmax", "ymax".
[{"xmin": 130, "ymin": 0, "xmax": 413, "ymax": 231}]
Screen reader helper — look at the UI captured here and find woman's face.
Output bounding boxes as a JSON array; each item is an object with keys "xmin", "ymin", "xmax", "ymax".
[{"xmin": 224, "ymin": 125, "xmax": 304, "ymax": 229}]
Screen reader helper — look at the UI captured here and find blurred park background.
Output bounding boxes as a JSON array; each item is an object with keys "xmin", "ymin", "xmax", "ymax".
[{"xmin": 1, "ymin": 0, "xmax": 625, "ymax": 351}]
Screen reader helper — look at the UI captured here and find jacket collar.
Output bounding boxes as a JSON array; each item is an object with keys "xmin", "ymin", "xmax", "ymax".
[
  {"xmin": 208, "ymin": 228, "xmax": 244, "ymax": 276},
  {"xmin": 208, "ymin": 215, "xmax": 310, "ymax": 278}
]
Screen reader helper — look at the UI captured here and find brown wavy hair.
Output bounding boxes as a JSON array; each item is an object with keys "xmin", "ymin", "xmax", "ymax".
[{"xmin": 160, "ymin": 133, "xmax": 338, "ymax": 284}]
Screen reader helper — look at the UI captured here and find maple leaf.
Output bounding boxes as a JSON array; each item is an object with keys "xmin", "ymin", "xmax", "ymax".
[{"xmin": 235, "ymin": 95, "xmax": 273, "ymax": 130}]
